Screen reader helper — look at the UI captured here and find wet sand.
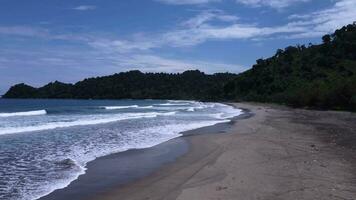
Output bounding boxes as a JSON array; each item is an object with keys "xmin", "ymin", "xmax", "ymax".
[{"xmin": 41, "ymin": 103, "xmax": 356, "ymax": 200}]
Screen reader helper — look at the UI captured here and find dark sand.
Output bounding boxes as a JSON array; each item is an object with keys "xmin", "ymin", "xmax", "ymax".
[{"xmin": 41, "ymin": 103, "xmax": 356, "ymax": 200}]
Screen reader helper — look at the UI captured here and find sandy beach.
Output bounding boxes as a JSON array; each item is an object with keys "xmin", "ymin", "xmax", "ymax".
[{"xmin": 41, "ymin": 103, "xmax": 356, "ymax": 200}]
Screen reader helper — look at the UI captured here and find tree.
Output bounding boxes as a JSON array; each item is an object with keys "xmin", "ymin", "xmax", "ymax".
[{"xmin": 322, "ymin": 34, "xmax": 332, "ymax": 44}]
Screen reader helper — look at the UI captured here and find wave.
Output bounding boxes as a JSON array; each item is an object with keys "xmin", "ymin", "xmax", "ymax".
[
  {"xmin": 102, "ymin": 105, "xmax": 154, "ymax": 110},
  {"xmin": 137, "ymin": 106, "xmax": 154, "ymax": 109},
  {"xmin": 209, "ymin": 112, "xmax": 225, "ymax": 119},
  {"xmin": 27, "ymin": 158, "xmax": 85, "ymax": 200},
  {"xmin": 168, "ymin": 100, "xmax": 193, "ymax": 103},
  {"xmin": 0, "ymin": 112, "xmax": 177, "ymax": 135},
  {"xmin": 186, "ymin": 107, "xmax": 195, "ymax": 112},
  {"xmin": 102, "ymin": 105, "xmax": 139, "ymax": 110},
  {"xmin": 155, "ymin": 103, "xmax": 190, "ymax": 106},
  {"xmin": 0, "ymin": 101, "xmax": 244, "ymax": 200},
  {"xmin": 159, "ymin": 111, "xmax": 177, "ymax": 116},
  {"xmin": 0, "ymin": 110, "xmax": 47, "ymax": 117},
  {"xmin": 210, "ymin": 104, "xmax": 243, "ymax": 119},
  {"xmin": 25, "ymin": 117, "xmax": 232, "ymax": 200}
]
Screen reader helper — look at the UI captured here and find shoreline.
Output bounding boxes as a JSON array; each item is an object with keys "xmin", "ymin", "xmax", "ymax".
[
  {"xmin": 40, "ymin": 103, "xmax": 356, "ymax": 200},
  {"xmin": 38, "ymin": 104, "xmax": 246, "ymax": 200}
]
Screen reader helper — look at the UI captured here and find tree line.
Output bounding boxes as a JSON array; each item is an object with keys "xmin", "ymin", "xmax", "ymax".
[
  {"xmin": 3, "ymin": 70, "xmax": 236, "ymax": 101},
  {"xmin": 3, "ymin": 24, "xmax": 356, "ymax": 111}
]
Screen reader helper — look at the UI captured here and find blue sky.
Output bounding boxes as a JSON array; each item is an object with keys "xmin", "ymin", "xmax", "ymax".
[{"xmin": 1, "ymin": 0, "xmax": 356, "ymax": 94}]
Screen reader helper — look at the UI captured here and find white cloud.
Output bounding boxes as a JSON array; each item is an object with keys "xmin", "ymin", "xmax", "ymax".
[
  {"xmin": 103, "ymin": 53, "xmax": 244, "ymax": 73},
  {"xmin": 235, "ymin": 0, "xmax": 310, "ymax": 9},
  {"xmin": 161, "ymin": 22, "xmax": 308, "ymax": 47},
  {"xmin": 154, "ymin": 0, "xmax": 220, "ymax": 5},
  {"xmin": 0, "ymin": 26, "xmax": 49, "ymax": 38},
  {"xmin": 2, "ymin": 0, "xmax": 355, "ymax": 51},
  {"xmin": 285, "ymin": 0, "xmax": 356, "ymax": 38},
  {"xmin": 32, "ymin": 0, "xmax": 356, "ymax": 51},
  {"xmin": 182, "ymin": 10, "xmax": 239, "ymax": 28},
  {"xmin": 72, "ymin": 5, "xmax": 97, "ymax": 11},
  {"xmin": 0, "ymin": 25, "xmax": 91, "ymax": 42},
  {"xmin": 88, "ymin": 38, "xmax": 159, "ymax": 53},
  {"xmin": 161, "ymin": 0, "xmax": 356, "ymax": 45}
]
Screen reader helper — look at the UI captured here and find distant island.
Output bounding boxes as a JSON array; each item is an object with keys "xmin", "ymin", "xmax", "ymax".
[{"xmin": 3, "ymin": 24, "xmax": 356, "ymax": 111}]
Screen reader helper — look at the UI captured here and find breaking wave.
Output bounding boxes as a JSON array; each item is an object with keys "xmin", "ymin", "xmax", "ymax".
[{"xmin": 0, "ymin": 110, "xmax": 47, "ymax": 117}]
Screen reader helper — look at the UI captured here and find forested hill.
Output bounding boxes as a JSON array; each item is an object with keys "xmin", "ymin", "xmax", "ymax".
[
  {"xmin": 3, "ymin": 70, "xmax": 237, "ymax": 100},
  {"xmin": 3, "ymin": 24, "xmax": 356, "ymax": 111},
  {"xmin": 224, "ymin": 23, "xmax": 356, "ymax": 111}
]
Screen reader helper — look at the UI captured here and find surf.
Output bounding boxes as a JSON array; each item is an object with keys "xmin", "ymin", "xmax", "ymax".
[
  {"xmin": 0, "ymin": 110, "xmax": 47, "ymax": 117},
  {"xmin": 0, "ymin": 111, "xmax": 177, "ymax": 135}
]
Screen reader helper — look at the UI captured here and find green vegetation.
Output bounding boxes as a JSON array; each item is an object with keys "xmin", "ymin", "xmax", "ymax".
[
  {"xmin": 224, "ymin": 23, "xmax": 356, "ymax": 111},
  {"xmin": 3, "ymin": 24, "xmax": 356, "ymax": 111},
  {"xmin": 3, "ymin": 70, "xmax": 236, "ymax": 101}
]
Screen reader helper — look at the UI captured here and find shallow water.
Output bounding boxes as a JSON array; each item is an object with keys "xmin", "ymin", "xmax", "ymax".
[{"xmin": 0, "ymin": 99, "xmax": 242, "ymax": 200}]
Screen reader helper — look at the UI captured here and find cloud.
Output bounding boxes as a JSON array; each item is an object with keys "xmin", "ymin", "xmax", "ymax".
[
  {"xmin": 161, "ymin": 0, "xmax": 356, "ymax": 45},
  {"xmin": 72, "ymin": 5, "xmax": 97, "ymax": 11},
  {"xmin": 0, "ymin": 26, "xmax": 49, "ymax": 38},
  {"xmin": 285, "ymin": 0, "xmax": 356, "ymax": 38},
  {"xmin": 109, "ymin": 54, "xmax": 243, "ymax": 73},
  {"xmin": 85, "ymin": 10, "xmax": 241, "ymax": 52},
  {"xmin": 25, "ymin": 0, "xmax": 356, "ymax": 51},
  {"xmin": 88, "ymin": 38, "xmax": 159, "ymax": 53},
  {"xmin": 0, "ymin": 25, "xmax": 91, "ymax": 42},
  {"xmin": 2, "ymin": 0, "xmax": 355, "ymax": 52},
  {"xmin": 235, "ymin": 0, "xmax": 310, "ymax": 9},
  {"xmin": 154, "ymin": 0, "xmax": 220, "ymax": 5},
  {"xmin": 161, "ymin": 23, "xmax": 307, "ymax": 47},
  {"xmin": 181, "ymin": 10, "xmax": 239, "ymax": 28}
]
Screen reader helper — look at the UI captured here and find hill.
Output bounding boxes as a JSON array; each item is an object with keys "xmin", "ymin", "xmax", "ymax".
[
  {"xmin": 3, "ymin": 70, "xmax": 236, "ymax": 101},
  {"xmin": 224, "ymin": 24, "xmax": 356, "ymax": 111}
]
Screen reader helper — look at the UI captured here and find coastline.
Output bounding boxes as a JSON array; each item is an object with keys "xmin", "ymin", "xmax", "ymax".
[
  {"xmin": 38, "ymin": 103, "xmax": 245, "ymax": 200},
  {"xmin": 40, "ymin": 102, "xmax": 356, "ymax": 200}
]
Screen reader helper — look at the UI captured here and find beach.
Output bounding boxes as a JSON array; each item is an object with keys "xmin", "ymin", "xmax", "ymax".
[{"xmin": 41, "ymin": 102, "xmax": 356, "ymax": 200}]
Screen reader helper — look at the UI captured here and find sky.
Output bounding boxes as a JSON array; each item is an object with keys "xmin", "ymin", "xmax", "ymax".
[{"xmin": 1, "ymin": 0, "xmax": 356, "ymax": 94}]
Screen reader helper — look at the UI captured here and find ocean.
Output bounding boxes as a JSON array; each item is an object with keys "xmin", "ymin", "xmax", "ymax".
[{"xmin": 0, "ymin": 99, "xmax": 242, "ymax": 200}]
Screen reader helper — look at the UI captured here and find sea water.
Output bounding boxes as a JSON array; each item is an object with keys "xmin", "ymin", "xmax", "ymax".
[{"xmin": 0, "ymin": 99, "xmax": 242, "ymax": 200}]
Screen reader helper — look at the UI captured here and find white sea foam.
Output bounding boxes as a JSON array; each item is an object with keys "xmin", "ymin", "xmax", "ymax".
[
  {"xmin": 210, "ymin": 112, "xmax": 226, "ymax": 119},
  {"xmin": 137, "ymin": 106, "xmax": 154, "ymax": 109},
  {"xmin": 23, "ymin": 161, "xmax": 86, "ymax": 200},
  {"xmin": 155, "ymin": 103, "xmax": 190, "ymax": 106},
  {"xmin": 103, "ymin": 105, "xmax": 154, "ymax": 110},
  {"xmin": 159, "ymin": 111, "xmax": 177, "ymax": 116},
  {"xmin": 0, "ymin": 110, "xmax": 47, "ymax": 117},
  {"xmin": 168, "ymin": 100, "xmax": 193, "ymax": 103},
  {"xmin": 186, "ymin": 107, "xmax": 195, "ymax": 112},
  {"xmin": 0, "ymin": 112, "xmax": 176, "ymax": 135},
  {"xmin": 0, "ymin": 101, "xmax": 244, "ymax": 200},
  {"xmin": 103, "ymin": 105, "xmax": 139, "ymax": 109},
  {"xmin": 25, "ymin": 118, "xmax": 231, "ymax": 200}
]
